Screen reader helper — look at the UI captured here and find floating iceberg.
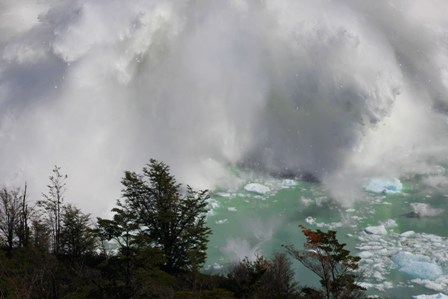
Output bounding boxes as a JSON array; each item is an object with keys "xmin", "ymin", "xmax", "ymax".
[
  {"xmin": 364, "ymin": 225, "xmax": 387, "ymax": 235},
  {"xmin": 365, "ymin": 178, "xmax": 402, "ymax": 194},
  {"xmin": 280, "ymin": 179, "xmax": 296, "ymax": 188},
  {"xmin": 391, "ymin": 252, "xmax": 443, "ymax": 280},
  {"xmin": 244, "ymin": 183, "xmax": 270, "ymax": 194},
  {"xmin": 400, "ymin": 231, "xmax": 415, "ymax": 237}
]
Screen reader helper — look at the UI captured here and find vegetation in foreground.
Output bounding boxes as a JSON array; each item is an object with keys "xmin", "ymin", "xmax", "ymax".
[{"xmin": 0, "ymin": 160, "xmax": 366, "ymax": 298}]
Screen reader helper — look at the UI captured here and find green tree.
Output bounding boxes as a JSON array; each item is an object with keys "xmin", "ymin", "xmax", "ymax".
[
  {"xmin": 258, "ymin": 253, "xmax": 300, "ymax": 299},
  {"xmin": 284, "ymin": 225, "xmax": 365, "ymax": 299},
  {"xmin": 117, "ymin": 159, "xmax": 212, "ymax": 272},
  {"xmin": 227, "ymin": 255, "xmax": 271, "ymax": 299},
  {"xmin": 60, "ymin": 204, "xmax": 96, "ymax": 260}
]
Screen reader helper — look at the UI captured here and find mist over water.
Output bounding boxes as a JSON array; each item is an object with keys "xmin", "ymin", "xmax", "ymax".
[{"xmin": 2, "ymin": 0, "xmax": 448, "ymax": 213}]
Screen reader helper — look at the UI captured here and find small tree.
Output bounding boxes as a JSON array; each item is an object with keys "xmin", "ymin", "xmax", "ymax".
[
  {"xmin": 60, "ymin": 204, "xmax": 95, "ymax": 260},
  {"xmin": 284, "ymin": 225, "xmax": 365, "ymax": 299},
  {"xmin": 16, "ymin": 183, "xmax": 32, "ymax": 247},
  {"xmin": 259, "ymin": 253, "xmax": 300, "ymax": 299},
  {"xmin": 38, "ymin": 165, "xmax": 67, "ymax": 254},
  {"xmin": 0, "ymin": 187, "xmax": 21, "ymax": 249},
  {"xmin": 227, "ymin": 255, "xmax": 271, "ymax": 299}
]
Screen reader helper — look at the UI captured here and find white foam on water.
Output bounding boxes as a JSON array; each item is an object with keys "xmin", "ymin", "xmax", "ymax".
[{"xmin": 411, "ymin": 203, "xmax": 444, "ymax": 217}]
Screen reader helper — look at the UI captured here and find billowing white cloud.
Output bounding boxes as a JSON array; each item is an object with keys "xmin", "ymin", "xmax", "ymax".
[{"xmin": 1, "ymin": 0, "xmax": 448, "ymax": 214}]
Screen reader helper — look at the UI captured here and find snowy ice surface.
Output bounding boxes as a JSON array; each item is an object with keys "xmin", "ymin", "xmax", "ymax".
[
  {"xmin": 365, "ymin": 178, "xmax": 402, "ymax": 194},
  {"xmin": 411, "ymin": 203, "xmax": 444, "ymax": 217},
  {"xmin": 413, "ymin": 293, "xmax": 448, "ymax": 299},
  {"xmin": 244, "ymin": 183, "xmax": 271, "ymax": 194}
]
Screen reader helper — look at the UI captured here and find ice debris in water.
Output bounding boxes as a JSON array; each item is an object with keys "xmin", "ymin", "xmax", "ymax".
[
  {"xmin": 411, "ymin": 203, "xmax": 444, "ymax": 217},
  {"xmin": 391, "ymin": 252, "xmax": 443, "ymax": 280},
  {"xmin": 227, "ymin": 207, "xmax": 237, "ymax": 212},
  {"xmin": 280, "ymin": 179, "xmax": 296, "ymax": 188},
  {"xmin": 365, "ymin": 178, "xmax": 402, "ymax": 194},
  {"xmin": 305, "ymin": 216, "xmax": 316, "ymax": 225},
  {"xmin": 244, "ymin": 183, "xmax": 270, "ymax": 194},
  {"xmin": 215, "ymin": 219, "xmax": 228, "ymax": 224},
  {"xmin": 364, "ymin": 225, "xmax": 387, "ymax": 235},
  {"xmin": 413, "ymin": 293, "xmax": 448, "ymax": 299},
  {"xmin": 357, "ymin": 230, "xmax": 448, "ymax": 292}
]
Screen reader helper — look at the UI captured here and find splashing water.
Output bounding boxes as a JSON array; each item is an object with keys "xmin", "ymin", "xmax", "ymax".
[{"xmin": 1, "ymin": 0, "xmax": 448, "ymax": 220}]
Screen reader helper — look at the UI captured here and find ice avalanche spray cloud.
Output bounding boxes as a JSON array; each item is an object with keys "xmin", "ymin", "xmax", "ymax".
[{"xmin": 1, "ymin": 0, "xmax": 448, "ymax": 212}]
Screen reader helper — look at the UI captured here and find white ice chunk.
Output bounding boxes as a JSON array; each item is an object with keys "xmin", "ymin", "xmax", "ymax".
[
  {"xmin": 392, "ymin": 252, "xmax": 443, "ymax": 280},
  {"xmin": 208, "ymin": 198, "xmax": 220, "ymax": 209},
  {"xmin": 382, "ymin": 219, "xmax": 398, "ymax": 228},
  {"xmin": 215, "ymin": 219, "xmax": 228, "ymax": 224},
  {"xmin": 305, "ymin": 216, "xmax": 316, "ymax": 225},
  {"xmin": 301, "ymin": 197, "xmax": 313, "ymax": 206},
  {"xmin": 365, "ymin": 178, "xmax": 402, "ymax": 194},
  {"xmin": 400, "ymin": 231, "xmax": 415, "ymax": 237},
  {"xmin": 413, "ymin": 293, "xmax": 448, "ymax": 299},
  {"xmin": 365, "ymin": 225, "xmax": 387, "ymax": 235},
  {"xmin": 280, "ymin": 179, "xmax": 296, "ymax": 188},
  {"xmin": 359, "ymin": 251, "xmax": 374, "ymax": 258},
  {"xmin": 411, "ymin": 203, "xmax": 444, "ymax": 217},
  {"xmin": 227, "ymin": 207, "xmax": 237, "ymax": 212},
  {"xmin": 244, "ymin": 183, "xmax": 270, "ymax": 194}
]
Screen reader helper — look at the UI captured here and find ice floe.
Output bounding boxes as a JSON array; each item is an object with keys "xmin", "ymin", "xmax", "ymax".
[
  {"xmin": 365, "ymin": 178, "xmax": 402, "ymax": 194},
  {"xmin": 244, "ymin": 183, "xmax": 270, "ymax": 194},
  {"xmin": 364, "ymin": 225, "xmax": 387, "ymax": 235},
  {"xmin": 391, "ymin": 252, "xmax": 443, "ymax": 280}
]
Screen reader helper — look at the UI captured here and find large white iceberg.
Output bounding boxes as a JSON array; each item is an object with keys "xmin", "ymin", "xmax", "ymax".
[
  {"xmin": 244, "ymin": 183, "xmax": 270, "ymax": 194},
  {"xmin": 365, "ymin": 178, "xmax": 402, "ymax": 194},
  {"xmin": 391, "ymin": 252, "xmax": 443, "ymax": 280}
]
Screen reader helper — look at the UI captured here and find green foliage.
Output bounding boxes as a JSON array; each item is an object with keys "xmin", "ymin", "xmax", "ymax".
[
  {"xmin": 227, "ymin": 255, "xmax": 271, "ymax": 298},
  {"xmin": 101, "ymin": 159, "xmax": 212, "ymax": 272},
  {"xmin": 60, "ymin": 204, "xmax": 96, "ymax": 260},
  {"xmin": 257, "ymin": 253, "xmax": 300, "ymax": 299},
  {"xmin": 227, "ymin": 253, "xmax": 302, "ymax": 299},
  {"xmin": 0, "ymin": 247, "xmax": 62, "ymax": 298},
  {"xmin": 284, "ymin": 225, "xmax": 365, "ymax": 299}
]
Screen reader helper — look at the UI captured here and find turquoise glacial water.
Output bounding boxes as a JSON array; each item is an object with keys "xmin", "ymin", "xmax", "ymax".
[{"xmin": 204, "ymin": 174, "xmax": 448, "ymax": 298}]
